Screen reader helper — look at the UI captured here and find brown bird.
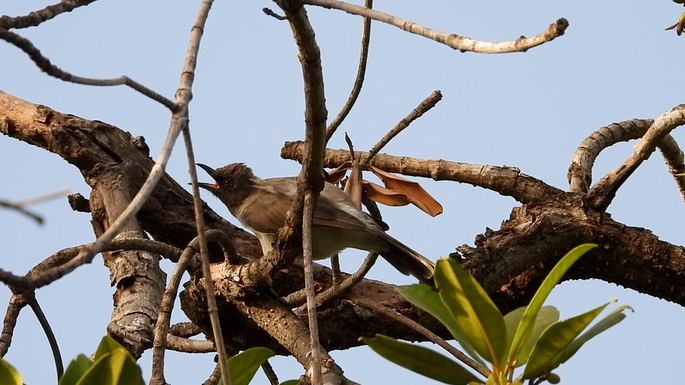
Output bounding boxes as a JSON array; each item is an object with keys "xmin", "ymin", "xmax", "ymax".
[{"xmin": 197, "ymin": 163, "xmax": 434, "ymax": 283}]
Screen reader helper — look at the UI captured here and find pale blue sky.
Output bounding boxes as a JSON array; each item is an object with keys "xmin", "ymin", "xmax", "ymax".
[{"xmin": 1, "ymin": 1, "xmax": 684, "ymax": 384}]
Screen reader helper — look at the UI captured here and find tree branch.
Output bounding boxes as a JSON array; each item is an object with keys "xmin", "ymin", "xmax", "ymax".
[
  {"xmin": 304, "ymin": 0, "xmax": 568, "ymax": 53},
  {"xmin": 325, "ymin": 0, "xmax": 373, "ymax": 142},
  {"xmin": 282, "ymin": 141, "xmax": 565, "ymax": 204},
  {"xmin": 588, "ymin": 105, "xmax": 685, "ymax": 211},
  {"xmin": 0, "ymin": 28, "xmax": 175, "ymax": 110},
  {"xmin": 0, "ymin": 0, "xmax": 98, "ymax": 29}
]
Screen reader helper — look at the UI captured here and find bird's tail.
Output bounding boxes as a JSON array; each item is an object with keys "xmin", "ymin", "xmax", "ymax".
[{"xmin": 379, "ymin": 234, "xmax": 435, "ymax": 286}]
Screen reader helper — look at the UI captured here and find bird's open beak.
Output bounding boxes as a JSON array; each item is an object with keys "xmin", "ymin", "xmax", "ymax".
[{"xmin": 196, "ymin": 163, "xmax": 219, "ymax": 191}]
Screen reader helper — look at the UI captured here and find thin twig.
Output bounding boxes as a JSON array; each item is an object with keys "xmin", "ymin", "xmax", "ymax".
[
  {"xmin": 0, "ymin": 200, "xmax": 43, "ymax": 224},
  {"xmin": 0, "ymin": 0, "xmax": 97, "ymax": 29},
  {"xmin": 12, "ymin": 188, "xmax": 70, "ymax": 206},
  {"xmin": 262, "ymin": 7, "xmax": 287, "ymax": 20},
  {"xmin": 276, "ymin": 0, "xmax": 329, "ymax": 383},
  {"xmin": 150, "ymin": 238, "xmax": 199, "ymax": 383},
  {"xmin": 0, "ymin": 28, "xmax": 175, "ymax": 110},
  {"xmin": 292, "ymin": 252, "xmax": 379, "ymax": 311},
  {"xmin": 171, "ymin": 1, "xmax": 228, "ymax": 383},
  {"xmin": 26, "ymin": 293, "xmax": 64, "ymax": 381},
  {"xmin": 353, "ymin": 296, "xmax": 490, "ymax": 378},
  {"xmin": 151, "ymin": 231, "xmax": 236, "ymax": 379},
  {"xmin": 304, "ymin": 0, "xmax": 568, "ymax": 54},
  {"xmin": 183, "ymin": 125, "xmax": 232, "ymax": 385},
  {"xmin": 325, "ymin": 0, "xmax": 373, "ymax": 142},
  {"xmin": 7, "ymin": 237, "xmax": 181, "ymax": 292},
  {"xmin": 302, "ymin": 193, "xmax": 322, "ymax": 384},
  {"xmin": 362, "ymin": 90, "xmax": 442, "ymax": 165},
  {"xmin": 261, "ymin": 361, "xmax": 280, "ymax": 385},
  {"xmin": 0, "ymin": 188, "xmax": 71, "ymax": 225}
]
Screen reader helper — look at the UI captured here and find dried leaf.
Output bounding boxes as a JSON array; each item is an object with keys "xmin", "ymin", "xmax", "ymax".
[
  {"xmin": 345, "ymin": 159, "xmax": 363, "ymax": 208},
  {"xmin": 369, "ymin": 165, "xmax": 443, "ymax": 217},
  {"xmin": 325, "ymin": 161, "xmax": 352, "ymax": 184},
  {"xmin": 363, "ymin": 181, "xmax": 412, "ymax": 207}
]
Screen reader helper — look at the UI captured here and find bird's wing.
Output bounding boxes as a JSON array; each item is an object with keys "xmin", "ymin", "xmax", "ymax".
[
  {"xmin": 235, "ymin": 178, "xmax": 294, "ymax": 234},
  {"xmin": 312, "ymin": 183, "xmax": 381, "ymax": 232},
  {"xmin": 238, "ymin": 177, "xmax": 380, "ymax": 234}
]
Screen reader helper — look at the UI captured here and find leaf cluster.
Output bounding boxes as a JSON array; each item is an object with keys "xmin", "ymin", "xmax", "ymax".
[{"xmin": 363, "ymin": 244, "xmax": 633, "ymax": 385}]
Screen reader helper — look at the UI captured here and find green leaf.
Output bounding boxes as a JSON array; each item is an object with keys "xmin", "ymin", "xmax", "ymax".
[
  {"xmin": 434, "ymin": 259, "xmax": 507, "ymax": 367},
  {"xmin": 560, "ymin": 304, "xmax": 632, "ymax": 363},
  {"xmin": 219, "ymin": 347, "xmax": 275, "ymax": 385},
  {"xmin": 77, "ymin": 349, "xmax": 144, "ymax": 385},
  {"xmin": 522, "ymin": 301, "xmax": 610, "ymax": 380},
  {"xmin": 362, "ymin": 334, "xmax": 480, "ymax": 385},
  {"xmin": 60, "ymin": 354, "xmax": 94, "ymax": 385},
  {"xmin": 397, "ymin": 284, "xmax": 485, "ymax": 365},
  {"xmin": 0, "ymin": 357, "xmax": 22, "ymax": 385},
  {"xmin": 94, "ymin": 335, "xmax": 126, "ymax": 361},
  {"xmin": 508, "ymin": 244, "xmax": 597, "ymax": 364},
  {"xmin": 503, "ymin": 306, "xmax": 559, "ymax": 367}
]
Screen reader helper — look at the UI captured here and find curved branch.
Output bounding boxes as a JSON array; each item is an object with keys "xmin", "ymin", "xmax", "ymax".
[
  {"xmin": 304, "ymin": 0, "xmax": 568, "ymax": 54},
  {"xmin": 568, "ymin": 118, "xmax": 685, "ymax": 203},
  {"xmin": 0, "ymin": 0, "xmax": 97, "ymax": 29},
  {"xmin": 0, "ymin": 28, "xmax": 175, "ymax": 110},
  {"xmin": 0, "ymin": 199, "xmax": 43, "ymax": 224},
  {"xmin": 151, "ymin": 230, "xmax": 232, "ymax": 384},
  {"xmin": 588, "ymin": 105, "xmax": 685, "ymax": 211},
  {"xmin": 0, "ymin": 293, "xmax": 28, "ymax": 356},
  {"xmin": 26, "ymin": 294, "xmax": 63, "ymax": 381},
  {"xmin": 325, "ymin": 0, "xmax": 373, "ymax": 142},
  {"xmin": 282, "ymin": 141, "xmax": 565, "ymax": 204},
  {"xmin": 568, "ymin": 119, "xmax": 654, "ymax": 194}
]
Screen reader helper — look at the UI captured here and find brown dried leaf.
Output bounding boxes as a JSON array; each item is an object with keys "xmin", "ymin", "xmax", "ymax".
[
  {"xmin": 325, "ymin": 161, "xmax": 352, "ymax": 184},
  {"xmin": 362, "ymin": 181, "xmax": 411, "ymax": 206},
  {"xmin": 345, "ymin": 158, "xmax": 363, "ymax": 209},
  {"xmin": 369, "ymin": 165, "xmax": 444, "ymax": 217},
  {"xmin": 362, "ymin": 180, "xmax": 411, "ymax": 206}
]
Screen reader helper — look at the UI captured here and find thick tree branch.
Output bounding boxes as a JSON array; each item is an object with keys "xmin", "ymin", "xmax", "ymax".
[{"xmin": 282, "ymin": 141, "xmax": 566, "ymax": 205}]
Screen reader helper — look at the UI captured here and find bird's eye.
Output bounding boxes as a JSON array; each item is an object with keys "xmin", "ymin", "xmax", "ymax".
[{"xmin": 221, "ymin": 178, "xmax": 234, "ymax": 187}]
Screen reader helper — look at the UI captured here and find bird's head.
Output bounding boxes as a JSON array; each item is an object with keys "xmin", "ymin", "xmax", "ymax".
[{"xmin": 197, "ymin": 163, "xmax": 257, "ymax": 209}]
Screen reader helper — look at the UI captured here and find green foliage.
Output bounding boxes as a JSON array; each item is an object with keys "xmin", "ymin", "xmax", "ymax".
[
  {"xmin": 0, "ymin": 356, "xmax": 22, "ymax": 385},
  {"xmin": 363, "ymin": 244, "xmax": 633, "ymax": 385},
  {"xmin": 218, "ymin": 347, "xmax": 275, "ymax": 385},
  {"xmin": 3, "ymin": 336, "xmax": 276, "ymax": 385},
  {"xmin": 59, "ymin": 335, "xmax": 144, "ymax": 385},
  {"xmin": 362, "ymin": 334, "xmax": 479, "ymax": 385}
]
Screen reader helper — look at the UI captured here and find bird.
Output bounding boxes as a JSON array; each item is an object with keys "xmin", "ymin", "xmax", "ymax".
[{"xmin": 196, "ymin": 162, "xmax": 434, "ymax": 283}]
